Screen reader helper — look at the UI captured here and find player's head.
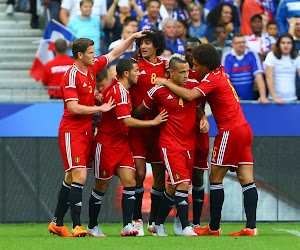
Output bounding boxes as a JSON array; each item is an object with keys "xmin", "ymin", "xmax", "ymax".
[
  {"xmin": 117, "ymin": 58, "xmax": 140, "ymax": 85},
  {"xmin": 96, "ymin": 68, "xmax": 110, "ymax": 92},
  {"xmin": 136, "ymin": 29, "xmax": 166, "ymax": 58},
  {"xmin": 232, "ymin": 33, "xmax": 246, "ymax": 56},
  {"xmin": 192, "ymin": 44, "xmax": 220, "ymax": 75},
  {"xmin": 169, "ymin": 54, "xmax": 189, "ymax": 86},
  {"xmin": 184, "ymin": 37, "xmax": 201, "ymax": 68},
  {"xmin": 54, "ymin": 38, "xmax": 67, "ymax": 55},
  {"xmin": 72, "ymin": 38, "xmax": 96, "ymax": 65}
]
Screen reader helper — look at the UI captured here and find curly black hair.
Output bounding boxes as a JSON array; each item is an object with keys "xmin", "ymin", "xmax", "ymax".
[
  {"xmin": 207, "ymin": 3, "xmax": 236, "ymax": 25},
  {"xmin": 192, "ymin": 44, "xmax": 221, "ymax": 71},
  {"xmin": 135, "ymin": 29, "xmax": 166, "ymax": 56}
]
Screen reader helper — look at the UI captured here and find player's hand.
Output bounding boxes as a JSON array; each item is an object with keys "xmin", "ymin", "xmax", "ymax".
[
  {"xmin": 155, "ymin": 77, "xmax": 167, "ymax": 86},
  {"xmin": 132, "ymin": 30, "xmax": 150, "ymax": 40},
  {"xmin": 273, "ymin": 96, "xmax": 285, "ymax": 105},
  {"xmin": 99, "ymin": 96, "xmax": 116, "ymax": 112},
  {"xmin": 199, "ymin": 115, "xmax": 209, "ymax": 133},
  {"xmin": 258, "ymin": 96, "xmax": 270, "ymax": 104},
  {"xmin": 153, "ymin": 109, "xmax": 168, "ymax": 125},
  {"xmin": 133, "ymin": 48, "xmax": 142, "ymax": 61},
  {"xmin": 95, "ymin": 92, "xmax": 104, "ymax": 106}
]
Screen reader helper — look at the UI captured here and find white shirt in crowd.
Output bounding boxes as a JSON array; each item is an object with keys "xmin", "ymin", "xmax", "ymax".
[{"xmin": 264, "ymin": 51, "xmax": 300, "ymax": 101}]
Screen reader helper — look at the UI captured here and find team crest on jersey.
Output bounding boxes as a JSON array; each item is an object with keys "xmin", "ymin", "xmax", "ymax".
[
  {"xmin": 74, "ymin": 157, "xmax": 81, "ymax": 163},
  {"xmin": 174, "ymin": 173, "xmax": 180, "ymax": 180},
  {"xmin": 90, "ymin": 73, "xmax": 94, "ymax": 80},
  {"xmin": 102, "ymin": 170, "xmax": 107, "ymax": 176}
]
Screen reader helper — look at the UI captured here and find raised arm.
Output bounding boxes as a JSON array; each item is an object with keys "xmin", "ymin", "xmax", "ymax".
[
  {"xmin": 106, "ymin": 31, "xmax": 147, "ymax": 64},
  {"xmin": 155, "ymin": 77, "xmax": 202, "ymax": 101},
  {"xmin": 105, "ymin": 0, "xmax": 118, "ymax": 29}
]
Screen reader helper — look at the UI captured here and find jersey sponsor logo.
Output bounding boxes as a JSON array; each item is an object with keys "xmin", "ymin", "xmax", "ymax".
[
  {"xmin": 75, "ymin": 201, "xmax": 82, "ymax": 206},
  {"xmin": 90, "ymin": 73, "xmax": 94, "ymax": 80},
  {"xmin": 167, "ymin": 95, "xmax": 173, "ymax": 99},
  {"xmin": 101, "ymin": 170, "xmax": 107, "ymax": 177},
  {"xmin": 174, "ymin": 173, "xmax": 180, "ymax": 180},
  {"xmin": 140, "ymin": 70, "xmax": 146, "ymax": 75},
  {"xmin": 74, "ymin": 156, "xmax": 81, "ymax": 163},
  {"xmin": 83, "ymin": 82, "xmax": 87, "ymax": 87}
]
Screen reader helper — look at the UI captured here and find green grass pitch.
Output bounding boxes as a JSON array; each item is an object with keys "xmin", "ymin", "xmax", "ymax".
[{"xmin": 0, "ymin": 223, "xmax": 299, "ymax": 249}]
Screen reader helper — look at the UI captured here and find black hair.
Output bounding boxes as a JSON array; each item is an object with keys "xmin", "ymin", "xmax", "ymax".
[
  {"xmin": 185, "ymin": 37, "xmax": 202, "ymax": 44},
  {"xmin": 96, "ymin": 68, "xmax": 108, "ymax": 82},
  {"xmin": 266, "ymin": 20, "xmax": 278, "ymax": 28},
  {"xmin": 80, "ymin": 0, "xmax": 93, "ymax": 7},
  {"xmin": 207, "ymin": 3, "xmax": 236, "ymax": 25},
  {"xmin": 250, "ymin": 14, "xmax": 263, "ymax": 22},
  {"xmin": 72, "ymin": 38, "xmax": 94, "ymax": 59},
  {"xmin": 124, "ymin": 16, "xmax": 138, "ymax": 26},
  {"xmin": 146, "ymin": 0, "xmax": 160, "ymax": 7},
  {"xmin": 192, "ymin": 44, "xmax": 221, "ymax": 70},
  {"xmin": 169, "ymin": 56, "xmax": 187, "ymax": 71},
  {"xmin": 136, "ymin": 29, "xmax": 166, "ymax": 56},
  {"xmin": 177, "ymin": 19, "xmax": 189, "ymax": 30},
  {"xmin": 116, "ymin": 58, "xmax": 137, "ymax": 78}
]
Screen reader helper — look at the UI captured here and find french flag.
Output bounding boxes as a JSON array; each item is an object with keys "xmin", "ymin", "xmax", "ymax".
[{"xmin": 30, "ymin": 19, "xmax": 73, "ymax": 81}]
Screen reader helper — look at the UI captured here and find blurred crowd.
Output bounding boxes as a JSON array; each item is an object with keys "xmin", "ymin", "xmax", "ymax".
[{"xmin": 7, "ymin": 0, "xmax": 300, "ymax": 103}]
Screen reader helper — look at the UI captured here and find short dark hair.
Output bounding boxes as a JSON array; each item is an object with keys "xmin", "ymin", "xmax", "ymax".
[
  {"xmin": 55, "ymin": 38, "xmax": 67, "ymax": 54},
  {"xmin": 136, "ymin": 29, "xmax": 166, "ymax": 56},
  {"xmin": 250, "ymin": 14, "xmax": 262, "ymax": 22},
  {"xmin": 185, "ymin": 37, "xmax": 202, "ymax": 45},
  {"xmin": 169, "ymin": 55, "xmax": 187, "ymax": 71},
  {"xmin": 147, "ymin": 0, "xmax": 160, "ymax": 7},
  {"xmin": 192, "ymin": 44, "xmax": 221, "ymax": 70},
  {"xmin": 274, "ymin": 33, "xmax": 298, "ymax": 59},
  {"xmin": 80, "ymin": 0, "xmax": 93, "ymax": 7},
  {"xmin": 96, "ymin": 68, "xmax": 108, "ymax": 82},
  {"xmin": 177, "ymin": 19, "xmax": 188, "ymax": 30},
  {"xmin": 232, "ymin": 33, "xmax": 244, "ymax": 40},
  {"xmin": 124, "ymin": 16, "xmax": 138, "ymax": 26},
  {"xmin": 266, "ymin": 20, "xmax": 278, "ymax": 28},
  {"xmin": 116, "ymin": 58, "xmax": 137, "ymax": 78},
  {"xmin": 72, "ymin": 38, "xmax": 94, "ymax": 59}
]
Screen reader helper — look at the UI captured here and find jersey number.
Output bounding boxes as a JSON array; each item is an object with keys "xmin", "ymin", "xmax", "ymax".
[
  {"xmin": 227, "ymin": 79, "xmax": 239, "ymax": 102},
  {"xmin": 212, "ymin": 147, "xmax": 218, "ymax": 158},
  {"xmin": 179, "ymin": 97, "xmax": 184, "ymax": 107},
  {"xmin": 151, "ymin": 73, "xmax": 156, "ymax": 84}
]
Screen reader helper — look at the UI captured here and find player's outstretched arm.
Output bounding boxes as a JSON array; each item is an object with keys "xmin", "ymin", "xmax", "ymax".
[
  {"xmin": 106, "ymin": 31, "xmax": 148, "ymax": 64},
  {"xmin": 123, "ymin": 110, "xmax": 168, "ymax": 128},
  {"xmin": 155, "ymin": 77, "xmax": 202, "ymax": 101}
]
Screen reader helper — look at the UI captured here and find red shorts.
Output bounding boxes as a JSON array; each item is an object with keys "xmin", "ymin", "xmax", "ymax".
[
  {"xmin": 194, "ymin": 131, "xmax": 209, "ymax": 170},
  {"xmin": 129, "ymin": 127, "xmax": 162, "ymax": 163},
  {"xmin": 58, "ymin": 131, "xmax": 93, "ymax": 172},
  {"xmin": 211, "ymin": 123, "xmax": 253, "ymax": 170},
  {"xmin": 160, "ymin": 147, "xmax": 194, "ymax": 186},
  {"xmin": 92, "ymin": 141, "xmax": 135, "ymax": 180}
]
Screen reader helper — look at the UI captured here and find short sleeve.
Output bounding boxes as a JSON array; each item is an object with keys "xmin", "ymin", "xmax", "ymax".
[
  {"xmin": 115, "ymin": 104, "xmax": 131, "ymax": 119},
  {"xmin": 61, "ymin": 0, "xmax": 71, "ymax": 10},
  {"xmin": 264, "ymin": 51, "xmax": 276, "ymax": 67},
  {"xmin": 94, "ymin": 56, "xmax": 109, "ymax": 72},
  {"xmin": 194, "ymin": 75, "xmax": 216, "ymax": 96},
  {"xmin": 143, "ymin": 87, "xmax": 158, "ymax": 109},
  {"xmin": 62, "ymin": 78, "xmax": 79, "ymax": 102}
]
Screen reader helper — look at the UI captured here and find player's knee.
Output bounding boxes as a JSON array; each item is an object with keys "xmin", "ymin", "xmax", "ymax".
[
  {"xmin": 237, "ymin": 173, "xmax": 253, "ymax": 186},
  {"xmin": 176, "ymin": 182, "xmax": 189, "ymax": 191},
  {"xmin": 209, "ymin": 174, "xmax": 223, "ymax": 183},
  {"xmin": 123, "ymin": 178, "xmax": 136, "ymax": 188},
  {"xmin": 94, "ymin": 179, "xmax": 110, "ymax": 193}
]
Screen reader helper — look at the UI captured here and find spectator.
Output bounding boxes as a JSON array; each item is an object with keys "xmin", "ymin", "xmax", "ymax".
[
  {"xmin": 43, "ymin": 0, "xmax": 61, "ymax": 23},
  {"xmin": 186, "ymin": 2, "xmax": 206, "ymax": 38},
  {"xmin": 212, "ymin": 24, "xmax": 232, "ymax": 56},
  {"xmin": 205, "ymin": 3, "xmax": 239, "ymax": 43},
  {"xmin": 266, "ymin": 20, "xmax": 279, "ymax": 41},
  {"xmin": 222, "ymin": 33, "xmax": 269, "ymax": 103},
  {"xmin": 246, "ymin": 14, "xmax": 276, "ymax": 62},
  {"xmin": 162, "ymin": 17, "xmax": 185, "ymax": 55},
  {"xmin": 176, "ymin": 0, "xmax": 193, "ymax": 21},
  {"xmin": 139, "ymin": 0, "xmax": 162, "ymax": 30},
  {"xmin": 161, "ymin": 47, "xmax": 173, "ymax": 59},
  {"xmin": 177, "ymin": 19, "xmax": 188, "ymax": 41},
  {"xmin": 276, "ymin": 0, "xmax": 300, "ymax": 35},
  {"xmin": 107, "ymin": 23, "xmax": 137, "ymax": 81},
  {"xmin": 288, "ymin": 16, "xmax": 300, "ymax": 50},
  {"xmin": 261, "ymin": 13, "xmax": 269, "ymax": 33},
  {"xmin": 67, "ymin": 0, "xmax": 102, "ymax": 57},
  {"xmin": 265, "ymin": 33, "xmax": 300, "ymax": 104},
  {"xmin": 160, "ymin": 0, "xmax": 178, "ymax": 20},
  {"xmin": 60, "ymin": 0, "xmax": 107, "ymax": 27},
  {"xmin": 241, "ymin": 0, "xmax": 277, "ymax": 36},
  {"xmin": 41, "ymin": 39, "xmax": 75, "ymax": 99}
]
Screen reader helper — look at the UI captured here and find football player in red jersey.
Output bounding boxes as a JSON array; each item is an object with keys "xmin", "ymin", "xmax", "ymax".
[
  {"xmin": 136, "ymin": 55, "xmax": 207, "ymax": 236},
  {"xmin": 87, "ymin": 58, "xmax": 168, "ymax": 237},
  {"xmin": 155, "ymin": 44, "xmax": 258, "ymax": 237},
  {"xmin": 173, "ymin": 37, "xmax": 211, "ymax": 236},
  {"xmin": 49, "ymin": 31, "xmax": 148, "ymax": 238}
]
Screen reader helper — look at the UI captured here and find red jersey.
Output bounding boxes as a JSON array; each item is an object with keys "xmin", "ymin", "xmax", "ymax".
[
  {"xmin": 194, "ymin": 66, "xmax": 247, "ymax": 132},
  {"xmin": 130, "ymin": 57, "xmax": 168, "ymax": 109},
  {"xmin": 144, "ymin": 80, "xmax": 199, "ymax": 150},
  {"xmin": 59, "ymin": 56, "xmax": 108, "ymax": 132},
  {"xmin": 41, "ymin": 54, "xmax": 75, "ymax": 98},
  {"xmin": 95, "ymin": 82, "xmax": 132, "ymax": 147}
]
